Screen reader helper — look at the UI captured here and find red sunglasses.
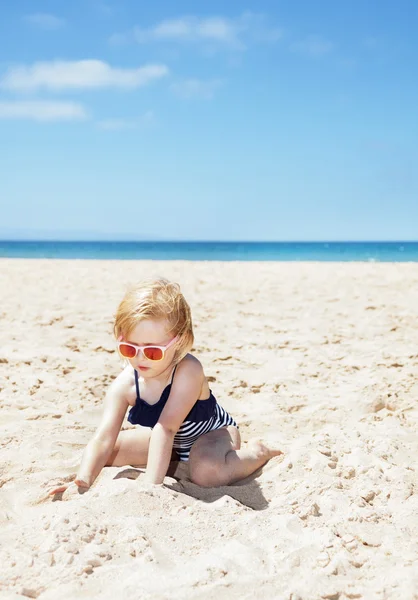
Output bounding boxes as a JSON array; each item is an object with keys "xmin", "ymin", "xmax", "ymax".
[{"xmin": 117, "ymin": 336, "xmax": 178, "ymax": 361}]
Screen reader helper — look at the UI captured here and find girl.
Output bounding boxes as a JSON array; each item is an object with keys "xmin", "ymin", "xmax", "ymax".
[{"xmin": 49, "ymin": 278, "xmax": 281, "ymax": 494}]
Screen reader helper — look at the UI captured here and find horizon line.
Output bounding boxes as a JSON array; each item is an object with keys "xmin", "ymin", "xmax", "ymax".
[{"xmin": 1, "ymin": 239, "xmax": 418, "ymax": 244}]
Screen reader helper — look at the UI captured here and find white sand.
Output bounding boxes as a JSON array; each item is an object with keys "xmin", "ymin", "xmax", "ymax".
[{"xmin": 0, "ymin": 259, "xmax": 417, "ymax": 600}]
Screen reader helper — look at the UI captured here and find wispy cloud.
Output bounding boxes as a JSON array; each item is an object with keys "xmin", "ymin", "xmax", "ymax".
[
  {"xmin": 290, "ymin": 35, "xmax": 334, "ymax": 58},
  {"xmin": 0, "ymin": 101, "xmax": 87, "ymax": 121},
  {"xmin": 97, "ymin": 111, "xmax": 155, "ymax": 130},
  {"xmin": 170, "ymin": 78, "xmax": 223, "ymax": 99},
  {"xmin": 0, "ymin": 60, "xmax": 169, "ymax": 92},
  {"xmin": 137, "ymin": 16, "xmax": 241, "ymax": 45},
  {"xmin": 24, "ymin": 13, "xmax": 65, "ymax": 30},
  {"xmin": 112, "ymin": 12, "xmax": 282, "ymax": 51}
]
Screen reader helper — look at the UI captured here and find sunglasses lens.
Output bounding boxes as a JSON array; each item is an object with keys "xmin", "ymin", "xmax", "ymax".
[
  {"xmin": 119, "ymin": 343, "xmax": 136, "ymax": 359},
  {"xmin": 143, "ymin": 347, "xmax": 163, "ymax": 361}
]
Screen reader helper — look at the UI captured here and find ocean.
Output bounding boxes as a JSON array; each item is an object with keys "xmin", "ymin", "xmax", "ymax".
[{"xmin": 0, "ymin": 241, "xmax": 417, "ymax": 262}]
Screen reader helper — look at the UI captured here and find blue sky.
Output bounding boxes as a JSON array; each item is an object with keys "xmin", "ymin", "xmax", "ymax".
[{"xmin": 0, "ymin": 0, "xmax": 417, "ymax": 241}]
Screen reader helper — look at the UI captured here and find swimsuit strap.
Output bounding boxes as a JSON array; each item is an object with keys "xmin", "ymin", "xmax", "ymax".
[
  {"xmin": 170, "ymin": 365, "xmax": 178, "ymax": 384},
  {"xmin": 134, "ymin": 365, "xmax": 176, "ymax": 399},
  {"xmin": 134, "ymin": 369, "xmax": 140, "ymax": 399}
]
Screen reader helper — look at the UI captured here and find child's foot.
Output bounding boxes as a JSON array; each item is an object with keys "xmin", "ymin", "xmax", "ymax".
[{"xmin": 247, "ymin": 439, "xmax": 283, "ymax": 461}]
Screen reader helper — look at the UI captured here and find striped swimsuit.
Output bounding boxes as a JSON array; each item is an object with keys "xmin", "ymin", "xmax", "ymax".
[{"xmin": 127, "ymin": 367, "xmax": 238, "ymax": 461}]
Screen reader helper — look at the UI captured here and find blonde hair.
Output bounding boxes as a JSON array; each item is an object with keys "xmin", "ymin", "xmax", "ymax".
[{"xmin": 114, "ymin": 278, "xmax": 194, "ymax": 364}]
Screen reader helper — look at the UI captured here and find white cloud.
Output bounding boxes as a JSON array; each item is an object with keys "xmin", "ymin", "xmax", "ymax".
[
  {"xmin": 118, "ymin": 12, "xmax": 282, "ymax": 50},
  {"xmin": 25, "ymin": 13, "xmax": 65, "ymax": 30},
  {"xmin": 1, "ymin": 60, "xmax": 169, "ymax": 92},
  {"xmin": 0, "ymin": 101, "xmax": 87, "ymax": 121},
  {"xmin": 97, "ymin": 111, "xmax": 155, "ymax": 130},
  {"xmin": 290, "ymin": 35, "xmax": 334, "ymax": 57},
  {"xmin": 151, "ymin": 17, "xmax": 236, "ymax": 44},
  {"xmin": 170, "ymin": 78, "xmax": 223, "ymax": 99}
]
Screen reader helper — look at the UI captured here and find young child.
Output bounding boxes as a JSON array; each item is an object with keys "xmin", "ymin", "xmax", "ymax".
[{"xmin": 50, "ymin": 278, "xmax": 281, "ymax": 494}]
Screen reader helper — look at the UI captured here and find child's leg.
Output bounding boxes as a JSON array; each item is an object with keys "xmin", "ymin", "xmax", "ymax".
[
  {"xmin": 188, "ymin": 426, "xmax": 282, "ymax": 487},
  {"xmin": 106, "ymin": 427, "xmax": 151, "ymax": 468}
]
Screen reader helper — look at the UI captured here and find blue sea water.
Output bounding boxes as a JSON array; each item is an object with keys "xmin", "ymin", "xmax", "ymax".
[{"xmin": 0, "ymin": 241, "xmax": 417, "ymax": 262}]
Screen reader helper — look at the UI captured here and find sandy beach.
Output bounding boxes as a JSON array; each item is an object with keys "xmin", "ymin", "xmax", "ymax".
[{"xmin": 0, "ymin": 258, "xmax": 417, "ymax": 600}]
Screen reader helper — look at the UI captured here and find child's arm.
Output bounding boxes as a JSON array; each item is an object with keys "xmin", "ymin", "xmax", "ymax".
[
  {"xmin": 144, "ymin": 356, "xmax": 204, "ymax": 484},
  {"xmin": 49, "ymin": 367, "xmax": 131, "ymax": 494}
]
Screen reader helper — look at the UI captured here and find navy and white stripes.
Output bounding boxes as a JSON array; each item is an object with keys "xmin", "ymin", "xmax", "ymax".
[{"xmin": 173, "ymin": 403, "xmax": 237, "ymax": 461}]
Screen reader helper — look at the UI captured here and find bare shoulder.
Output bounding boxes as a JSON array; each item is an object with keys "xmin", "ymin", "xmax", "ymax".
[
  {"xmin": 174, "ymin": 354, "xmax": 210, "ymax": 399},
  {"xmin": 106, "ymin": 365, "xmax": 136, "ymax": 406},
  {"xmin": 176, "ymin": 353, "xmax": 205, "ymax": 380}
]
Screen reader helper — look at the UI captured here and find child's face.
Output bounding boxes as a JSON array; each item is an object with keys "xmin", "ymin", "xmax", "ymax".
[{"xmin": 124, "ymin": 318, "xmax": 177, "ymax": 377}]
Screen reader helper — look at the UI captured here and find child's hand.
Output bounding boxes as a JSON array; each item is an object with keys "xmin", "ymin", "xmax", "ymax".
[
  {"xmin": 48, "ymin": 478, "xmax": 90, "ymax": 496},
  {"xmin": 137, "ymin": 479, "xmax": 164, "ymax": 492}
]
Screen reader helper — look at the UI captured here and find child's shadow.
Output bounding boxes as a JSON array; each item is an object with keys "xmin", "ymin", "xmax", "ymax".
[{"xmin": 114, "ymin": 461, "xmax": 269, "ymax": 511}]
